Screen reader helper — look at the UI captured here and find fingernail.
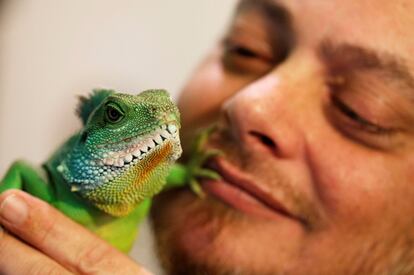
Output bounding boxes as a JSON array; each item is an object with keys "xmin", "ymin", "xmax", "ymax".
[{"xmin": 0, "ymin": 194, "xmax": 28, "ymax": 225}]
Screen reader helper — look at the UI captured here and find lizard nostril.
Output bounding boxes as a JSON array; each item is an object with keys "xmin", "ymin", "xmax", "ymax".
[{"xmin": 80, "ymin": 131, "xmax": 88, "ymax": 143}]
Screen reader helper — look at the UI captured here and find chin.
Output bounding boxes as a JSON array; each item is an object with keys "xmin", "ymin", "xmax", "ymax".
[{"xmin": 150, "ymin": 189, "xmax": 304, "ymax": 275}]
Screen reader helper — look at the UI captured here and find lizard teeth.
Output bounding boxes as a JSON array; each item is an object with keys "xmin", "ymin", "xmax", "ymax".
[
  {"xmin": 147, "ymin": 139, "xmax": 156, "ymax": 149},
  {"xmin": 101, "ymin": 124, "xmax": 179, "ymax": 168},
  {"xmin": 160, "ymin": 130, "xmax": 170, "ymax": 139},
  {"xmin": 154, "ymin": 135, "xmax": 163, "ymax": 145},
  {"xmin": 124, "ymin": 154, "xmax": 133, "ymax": 163},
  {"xmin": 167, "ymin": 124, "xmax": 177, "ymax": 134},
  {"xmin": 132, "ymin": 149, "xmax": 141, "ymax": 158},
  {"xmin": 104, "ymin": 158, "xmax": 114, "ymax": 166},
  {"xmin": 115, "ymin": 159, "xmax": 124, "ymax": 167}
]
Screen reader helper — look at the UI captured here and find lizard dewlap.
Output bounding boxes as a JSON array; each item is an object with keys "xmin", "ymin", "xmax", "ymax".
[{"xmin": 58, "ymin": 90, "xmax": 182, "ymax": 216}]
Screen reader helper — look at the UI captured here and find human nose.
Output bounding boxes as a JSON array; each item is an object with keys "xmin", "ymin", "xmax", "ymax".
[{"xmin": 223, "ymin": 53, "xmax": 324, "ymax": 159}]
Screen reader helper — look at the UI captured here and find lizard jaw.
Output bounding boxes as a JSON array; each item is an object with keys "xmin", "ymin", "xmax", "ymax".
[{"xmin": 99, "ymin": 123, "xmax": 181, "ymax": 168}]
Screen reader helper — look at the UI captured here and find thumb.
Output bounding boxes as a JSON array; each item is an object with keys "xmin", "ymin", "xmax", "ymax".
[{"xmin": 0, "ymin": 190, "xmax": 152, "ymax": 275}]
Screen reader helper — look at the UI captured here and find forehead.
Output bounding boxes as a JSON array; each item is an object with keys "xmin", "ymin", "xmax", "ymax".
[{"xmin": 237, "ymin": 0, "xmax": 414, "ymax": 67}]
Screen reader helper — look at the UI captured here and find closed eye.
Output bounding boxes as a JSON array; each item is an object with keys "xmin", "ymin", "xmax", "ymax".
[
  {"xmin": 221, "ymin": 39, "xmax": 274, "ymax": 75},
  {"xmin": 331, "ymin": 95, "xmax": 394, "ymax": 135},
  {"xmin": 228, "ymin": 44, "xmax": 261, "ymax": 58}
]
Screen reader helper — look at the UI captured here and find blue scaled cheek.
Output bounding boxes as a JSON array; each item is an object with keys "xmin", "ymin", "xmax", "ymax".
[{"xmin": 59, "ymin": 144, "xmax": 110, "ymax": 193}]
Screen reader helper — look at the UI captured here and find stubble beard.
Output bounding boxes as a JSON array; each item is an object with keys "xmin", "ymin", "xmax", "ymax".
[
  {"xmin": 149, "ymin": 127, "xmax": 414, "ymax": 275},
  {"xmin": 150, "ymin": 190, "xmax": 277, "ymax": 275},
  {"xmin": 150, "ymin": 189, "xmax": 414, "ymax": 275}
]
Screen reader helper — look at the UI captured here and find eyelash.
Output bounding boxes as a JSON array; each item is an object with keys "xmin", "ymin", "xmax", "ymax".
[
  {"xmin": 331, "ymin": 96, "xmax": 394, "ymax": 135},
  {"xmin": 227, "ymin": 44, "xmax": 260, "ymax": 59},
  {"xmin": 325, "ymin": 75, "xmax": 398, "ymax": 137},
  {"xmin": 326, "ymin": 92, "xmax": 400, "ymax": 149},
  {"xmin": 221, "ymin": 39, "xmax": 274, "ymax": 75}
]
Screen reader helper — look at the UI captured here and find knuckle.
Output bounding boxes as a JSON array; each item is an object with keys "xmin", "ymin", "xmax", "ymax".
[
  {"xmin": 32, "ymin": 209, "xmax": 59, "ymax": 247},
  {"xmin": 76, "ymin": 241, "xmax": 115, "ymax": 274}
]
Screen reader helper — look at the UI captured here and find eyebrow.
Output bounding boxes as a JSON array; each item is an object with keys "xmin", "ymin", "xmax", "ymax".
[
  {"xmin": 237, "ymin": 0, "xmax": 292, "ymax": 31},
  {"xmin": 319, "ymin": 40, "xmax": 414, "ymax": 91}
]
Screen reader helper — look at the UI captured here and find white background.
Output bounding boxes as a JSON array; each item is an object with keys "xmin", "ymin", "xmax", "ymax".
[{"xmin": 0, "ymin": 1, "xmax": 236, "ymax": 273}]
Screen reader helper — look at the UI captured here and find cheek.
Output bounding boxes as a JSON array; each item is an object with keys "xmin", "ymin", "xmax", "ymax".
[
  {"xmin": 308, "ymin": 136, "xmax": 411, "ymax": 231},
  {"xmin": 178, "ymin": 49, "xmax": 254, "ymax": 140},
  {"xmin": 179, "ymin": 60, "xmax": 226, "ymax": 128}
]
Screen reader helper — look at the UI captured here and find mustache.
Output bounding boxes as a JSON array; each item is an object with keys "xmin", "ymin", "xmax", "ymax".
[{"xmin": 199, "ymin": 125, "xmax": 325, "ymax": 229}]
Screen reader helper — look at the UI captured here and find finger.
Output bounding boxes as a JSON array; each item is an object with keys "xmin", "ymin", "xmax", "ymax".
[
  {"xmin": 0, "ymin": 226, "xmax": 72, "ymax": 275},
  {"xmin": 0, "ymin": 190, "xmax": 151, "ymax": 275}
]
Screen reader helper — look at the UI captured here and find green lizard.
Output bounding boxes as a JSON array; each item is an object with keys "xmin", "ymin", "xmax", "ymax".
[{"xmin": 0, "ymin": 89, "xmax": 216, "ymax": 253}]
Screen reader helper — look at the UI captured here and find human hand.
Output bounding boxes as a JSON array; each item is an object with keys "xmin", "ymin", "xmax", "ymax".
[{"xmin": 0, "ymin": 190, "xmax": 151, "ymax": 275}]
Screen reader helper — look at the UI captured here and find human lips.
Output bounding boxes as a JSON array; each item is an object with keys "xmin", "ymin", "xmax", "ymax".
[{"xmin": 202, "ymin": 157, "xmax": 304, "ymax": 223}]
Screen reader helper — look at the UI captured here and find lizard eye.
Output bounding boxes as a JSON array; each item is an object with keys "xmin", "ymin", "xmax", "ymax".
[{"xmin": 105, "ymin": 104, "xmax": 124, "ymax": 123}]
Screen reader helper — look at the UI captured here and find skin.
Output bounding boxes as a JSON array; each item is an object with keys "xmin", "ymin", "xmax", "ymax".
[
  {"xmin": 1, "ymin": 0, "xmax": 414, "ymax": 274},
  {"xmin": 150, "ymin": 0, "xmax": 414, "ymax": 274}
]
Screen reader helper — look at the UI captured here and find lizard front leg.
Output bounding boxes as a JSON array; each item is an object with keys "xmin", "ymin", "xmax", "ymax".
[
  {"xmin": 165, "ymin": 127, "xmax": 221, "ymax": 197},
  {"xmin": 0, "ymin": 160, "xmax": 55, "ymax": 202}
]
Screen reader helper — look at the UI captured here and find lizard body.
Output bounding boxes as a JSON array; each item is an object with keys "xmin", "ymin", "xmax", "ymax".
[{"xmin": 0, "ymin": 89, "xmax": 203, "ymax": 252}]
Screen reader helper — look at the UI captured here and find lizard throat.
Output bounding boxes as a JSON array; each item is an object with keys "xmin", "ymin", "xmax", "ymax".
[{"xmin": 86, "ymin": 142, "xmax": 174, "ymax": 216}]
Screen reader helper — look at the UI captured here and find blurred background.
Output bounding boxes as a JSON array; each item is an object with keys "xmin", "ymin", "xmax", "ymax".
[{"xmin": 0, "ymin": 0, "xmax": 236, "ymax": 273}]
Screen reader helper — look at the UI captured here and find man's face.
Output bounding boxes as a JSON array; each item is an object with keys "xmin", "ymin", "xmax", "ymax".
[{"xmin": 151, "ymin": 0, "xmax": 414, "ymax": 274}]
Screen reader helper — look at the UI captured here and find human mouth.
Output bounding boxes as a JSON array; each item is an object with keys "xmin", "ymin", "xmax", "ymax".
[{"xmin": 202, "ymin": 158, "xmax": 304, "ymax": 223}]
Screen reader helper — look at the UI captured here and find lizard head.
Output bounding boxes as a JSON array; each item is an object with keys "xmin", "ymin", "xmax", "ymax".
[{"xmin": 58, "ymin": 89, "xmax": 182, "ymax": 216}]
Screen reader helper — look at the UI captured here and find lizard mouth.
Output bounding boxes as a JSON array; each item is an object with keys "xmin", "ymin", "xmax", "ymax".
[{"xmin": 100, "ymin": 123, "xmax": 181, "ymax": 168}]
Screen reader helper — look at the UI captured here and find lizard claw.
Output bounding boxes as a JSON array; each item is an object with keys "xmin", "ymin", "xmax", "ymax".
[
  {"xmin": 194, "ymin": 168, "xmax": 221, "ymax": 181},
  {"xmin": 186, "ymin": 126, "xmax": 222, "ymax": 198},
  {"xmin": 189, "ymin": 179, "xmax": 206, "ymax": 198}
]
